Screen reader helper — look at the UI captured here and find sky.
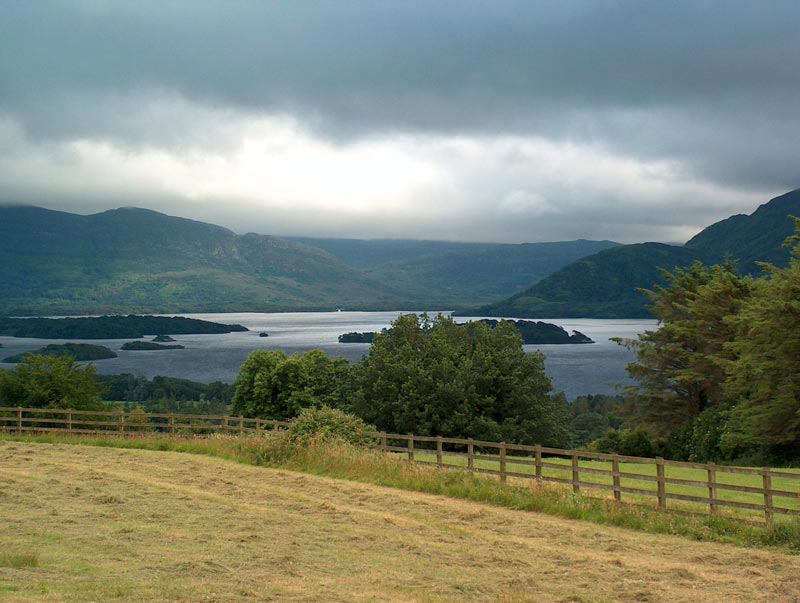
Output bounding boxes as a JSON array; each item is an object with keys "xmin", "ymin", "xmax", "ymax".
[{"xmin": 1, "ymin": 1, "xmax": 798, "ymax": 244}]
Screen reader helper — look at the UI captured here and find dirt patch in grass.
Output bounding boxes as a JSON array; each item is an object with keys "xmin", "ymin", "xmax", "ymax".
[{"xmin": 1, "ymin": 440, "xmax": 799, "ymax": 603}]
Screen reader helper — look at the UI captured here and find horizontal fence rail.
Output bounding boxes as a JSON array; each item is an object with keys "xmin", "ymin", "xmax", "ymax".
[
  {"xmin": 370, "ymin": 433, "xmax": 800, "ymax": 525},
  {"xmin": 0, "ymin": 406, "xmax": 289, "ymax": 436},
  {"xmin": 2, "ymin": 407, "xmax": 799, "ymax": 525}
]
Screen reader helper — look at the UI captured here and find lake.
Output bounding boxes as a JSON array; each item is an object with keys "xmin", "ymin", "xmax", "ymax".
[{"xmin": 0, "ymin": 312, "xmax": 656, "ymax": 400}]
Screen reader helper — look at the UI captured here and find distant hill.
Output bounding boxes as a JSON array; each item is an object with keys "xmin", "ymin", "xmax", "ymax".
[
  {"xmin": 0, "ymin": 206, "xmax": 620, "ymax": 315},
  {"xmin": 684, "ymin": 188, "xmax": 800, "ymax": 271},
  {"xmin": 0, "ymin": 206, "xmax": 404, "ymax": 315},
  {"xmin": 470, "ymin": 244, "xmax": 703, "ymax": 318},
  {"xmin": 471, "ymin": 189, "xmax": 800, "ymax": 318},
  {"xmin": 292, "ymin": 237, "xmax": 620, "ymax": 305},
  {"xmin": 5, "ymin": 189, "xmax": 796, "ymax": 318}
]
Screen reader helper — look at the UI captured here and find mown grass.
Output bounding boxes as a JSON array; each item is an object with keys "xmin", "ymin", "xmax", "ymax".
[
  {"xmin": 0, "ymin": 552, "xmax": 39, "ymax": 569},
  {"xmin": 7, "ymin": 440, "xmax": 799, "ymax": 603},
  {"xmin": 3, "ymin": 432, "xmax": 799, "ymax": 552}
]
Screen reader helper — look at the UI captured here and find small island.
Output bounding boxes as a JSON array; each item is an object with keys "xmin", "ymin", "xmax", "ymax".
[
  {"xmin": 2, "ymin": 343, "xmax": 118, "ymax": 363},
  {"xmin": 152, "ymin": 335, "xmax": 176, "ymax": 342},
  {"xmin": 474, "ymin": 319, "xmax": 594, "ymax": 344},
  {"xmin": 121, "ymin": 341, "xmax": 186, "ymax": 351},
  {"xmin": 259, "ymin": 332, "xmax": 269, "ymax": 338},
  {"xmin": 338, "ymin": 332, "xmax": 377, "ymax": 343},
  {"xmin": 0, "ymin": 315, "xmax": 248, "ymax": 339}
]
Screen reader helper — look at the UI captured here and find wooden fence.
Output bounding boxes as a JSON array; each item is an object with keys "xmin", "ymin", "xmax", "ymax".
[
  {"xmin": 2, "ymin": 407, "xmax": 799, "ymax": 525},
  {"xmin": 0, "ymin": 406, "xmax": 289, "ymax": 436}
]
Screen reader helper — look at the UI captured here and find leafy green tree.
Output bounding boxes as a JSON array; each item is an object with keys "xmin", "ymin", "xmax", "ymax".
[
  {"xmin": 231, "ymin": 349, "xmax": 351, "ymax": 420},
  {"xmin": 0, "ymin": 354, "xmax": 105, "ymax": 410},
  {"xmin": 723, "ymin": 219, "xmax": 800, "ymax": 458},
  {"xmin": 348, "ymin": 314, "xmax": 569, "ymax": 446},
  {"xmin": 569, "ymin": 394, "xmax": 625, "ymax": 447},
  {"xmin": 614, "ymin": 261, "xmax": 752, "ymax": 437}
]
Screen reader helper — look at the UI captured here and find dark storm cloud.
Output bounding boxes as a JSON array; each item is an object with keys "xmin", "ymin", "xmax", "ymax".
[{"xmin": 0, "ymin": 1, "xmax": 797, "ymax": 242}]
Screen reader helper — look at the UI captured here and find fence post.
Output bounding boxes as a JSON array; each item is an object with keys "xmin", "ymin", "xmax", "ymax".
[
  {"xmin": 656, "ymin": 457, "xmax": 666, "ymax": 509},
  {"xmin": 67, "ymin": 411, "xmax": 73, "ymax": 433},
  {"xmin": 467, "ymin": 441, "xmax": 475, "ymax": 471},
  {"xmin": 408, "ymin": 435, "xmax": 415, "ymax": 463},
  {"xmin": 707, "ymin": 462, "xmax": 718, "ymax": 515},
  {"xmin": 16, "ymin": 408, "xmax": 22, "ymax": 435},
  {"xmin": 499, "ymin": 442, "xmax": 507, "ymax": 483},
  {"xmin": 535, "ymin": 446, "xmax": 542, "ymax": 481},
  {"xmin": 255, "ymin": 418, "xmax": 262, "ymax": 432},
  {"xmin": 169, "ymin": 414, "xmax": 175, "ymax": 434},
  {"xmin": 381, "ymin": 433, "xmax": 388, "ymax": 452},
  {"xmin": 762, "ymin": 468, "xmax": 774, "ymax": 526},
  {"xmin": 222, "ymin": 416, "xmax": 229, "ymax": 432},
  {"xmin": 239, "ymin": 416, "xmax": 245, "ymax": 435},
  {"xmin": 612, "ymin": 454, "xmax": 621, "ymax": 503},
  {"xmin": 571, "ymin": 452, "xmax": 580, "ymax": 494},
  {"xmin": 436, "ymin": 436, "xmax": 443, "ymax": 468},
  {"xmin": 118, "ymin": 410, "xmax": 124, "ymax": 434}
]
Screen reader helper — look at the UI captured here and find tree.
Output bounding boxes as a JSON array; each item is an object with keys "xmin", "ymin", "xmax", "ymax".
[
  {"xmin": 614, "ymin": 261, "xmax": 752, "ymax": 437},
  {"xmin": 0, "ymin": 354, "xmax": 104, "ymax": 410},
  {"xmin": 348, "ymin": 314, "xmax": 569, "ymax": 446},
  {"xmin": 569, "ymin": 394, "xmax": 624, "ymax": 447},
  {"xmin": 230, "ymin": 349, "xmax": 351, "ymax": 420},
  {"xmin": 723, "ymin": 219, "xmax": 800, "ymax": 458}
]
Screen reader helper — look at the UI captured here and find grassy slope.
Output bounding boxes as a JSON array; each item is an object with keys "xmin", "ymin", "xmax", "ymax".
[{"xmin": 2, "ymin": 440, "xmax": 800, "ymax": 603}]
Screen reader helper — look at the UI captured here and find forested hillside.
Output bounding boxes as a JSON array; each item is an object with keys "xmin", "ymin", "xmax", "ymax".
[
  {"xmin": 472, "ymin": 189, "xmax": 800, "ymax": 318},
  {"xmin": 292, "ymin": 237, "xmax": 620, "ymax": 305},
  {"xmin": 0, "ymin": 206, "xmax": 403, "ymax": 315}
]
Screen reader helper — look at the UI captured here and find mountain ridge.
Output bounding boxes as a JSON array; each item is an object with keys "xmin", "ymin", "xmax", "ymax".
[
  {"xmin": 469, "ymin": 188, "xmax": 800, "ymax": 318},
  {"xmin": 0, "ymin": 205, "xmax": 617, "ymax": 315}
]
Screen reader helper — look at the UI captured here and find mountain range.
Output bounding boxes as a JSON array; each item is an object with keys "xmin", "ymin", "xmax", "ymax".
[
  {"xmin": 0, "ymin": 206, "xmax": 615, "ymax": 315},
  {"xmin": 471, "ymin": 189, "xmax": 800, "ymax": 318},
  {"xmin": 1, "ymin": 188, "xmax": 797, "ymax": 317}
]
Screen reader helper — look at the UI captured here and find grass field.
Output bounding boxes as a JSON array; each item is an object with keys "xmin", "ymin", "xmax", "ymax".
[
  {"xmin": 2, "ymin": 440, "xmax": 800, "ymax": 603},
  {"xmin": 406, "ymin": 450, "xmax": 800, "ymax": 518}
]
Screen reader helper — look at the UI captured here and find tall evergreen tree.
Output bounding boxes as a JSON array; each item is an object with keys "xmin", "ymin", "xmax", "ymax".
[
  {"xmin": 615, "ymin": 262, "xmax": 752, "ymax": 436},
  {"xmin": 723, "ymin": 219, "xmax": 800, "ymax": 457}
]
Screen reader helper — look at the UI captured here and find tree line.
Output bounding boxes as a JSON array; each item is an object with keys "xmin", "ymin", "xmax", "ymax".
[{"xmin": 231, "ymin": 314, "xmax": 571, "ymax": 447}]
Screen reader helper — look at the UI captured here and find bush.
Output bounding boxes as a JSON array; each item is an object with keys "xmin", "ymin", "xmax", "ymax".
[
  {"xmin": 590, "ymin": 427, "xmax": 656, "ymax": 458},
  {"xmin": 287, "ymin": 406, "xmax": 376, "ymax": 447}
]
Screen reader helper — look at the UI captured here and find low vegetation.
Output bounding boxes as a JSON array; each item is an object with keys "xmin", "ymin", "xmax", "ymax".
[
  {"xmin": 2, "ymin": 342, "xmax": 117, "ymax": 363},
  {"xmin": 0, "ymin": 314, "xmax": 247, "ymax": 339},
  {"xmin": 120, "ymin": 341, "xmax": 185, "ymax": 351}
]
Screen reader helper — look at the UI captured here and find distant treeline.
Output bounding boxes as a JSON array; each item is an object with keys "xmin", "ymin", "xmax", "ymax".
[
  {"xmin": 121, "ymin": 341, "xmax": 185, "ymax": 351},
  {"xmin": 474, "ymin": 319, "xmax": 593, "ymax": 344},
  {"xmin": 0, "ymin": 315, "xmax": 248, "ymax": 339},
  {"xmin": 3, "ymin": 343, "xmax": 117, "ymax": 363},
  {"xmin": 339, "ymin": 320, "xmax": 593, "ymax": 346},
  {"xmin": 97, "ymin": 373, "xmax": 234, "ymax": 414},
  {"xmin": 338, "ymin": 331, "xmax": 378, "ymax": 343}
]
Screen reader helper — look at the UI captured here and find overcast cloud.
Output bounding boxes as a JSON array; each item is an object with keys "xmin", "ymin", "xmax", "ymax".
[{"xmin": 1, "ymin": 1, "xmax": 797, "ymax": 243}]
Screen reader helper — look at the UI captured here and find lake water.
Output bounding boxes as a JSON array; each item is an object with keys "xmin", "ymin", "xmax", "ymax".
[{"xmin": 0, "ymin": 312, "xmax": 656, "ymax": 400}]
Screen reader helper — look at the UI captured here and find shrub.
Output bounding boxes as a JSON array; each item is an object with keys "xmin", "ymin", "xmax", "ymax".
[
  {"xmin": 287, "ymin": 406, "xmax": 376, "ymax": 447},
  {"xmin": 590, "ymin": 427, "xmax": 655, "ymax": 457}
]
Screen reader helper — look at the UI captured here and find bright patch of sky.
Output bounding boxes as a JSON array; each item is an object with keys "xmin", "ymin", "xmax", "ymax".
[{"xmin": 0, "ymin": 2, "xmax": 797, "ymax": 243}]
